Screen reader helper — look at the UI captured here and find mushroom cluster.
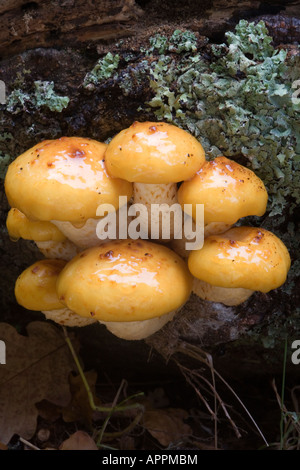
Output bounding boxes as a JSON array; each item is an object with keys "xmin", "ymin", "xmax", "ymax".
[{"xmin": 5, "ymin": 122, "xmax": 291, "ymax": 340}]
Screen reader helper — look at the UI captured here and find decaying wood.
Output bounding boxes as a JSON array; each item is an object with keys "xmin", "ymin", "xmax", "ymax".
[
  {"xmin": 0, "ymin": 0, "xmax": 143, "ymax": 58},
  {"xmin": 0, "ymin": 0, "xmax": 299, "ymax": 59}
]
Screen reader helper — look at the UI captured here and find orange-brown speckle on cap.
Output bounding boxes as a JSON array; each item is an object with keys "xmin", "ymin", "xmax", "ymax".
[
  {"xmin": 104, "ymin": 121, "xmax": 206, "ymax": 184},
  {"xmin": 56, "ymin": 239, "xmax": 193, "ymax": 322},
  {"xmin": 15, "ymin": 259, "xmax": 67, "ymax": 311},
  {"xmin": 178, "ymin": 156, "xmax": 268, "ymax": 225},
  {"xmin": 4, "ymin": 137, "xmax": 133, "ymax": 223},
  {"xmin": 188, "ymin": 226, "xmax": 291, "ymax": 293}
]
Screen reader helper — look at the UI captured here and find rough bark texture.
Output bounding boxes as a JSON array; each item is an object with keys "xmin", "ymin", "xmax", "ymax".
[{"xmin": 0, "ymin": 0, "xmax": 299, "ymax": 383}]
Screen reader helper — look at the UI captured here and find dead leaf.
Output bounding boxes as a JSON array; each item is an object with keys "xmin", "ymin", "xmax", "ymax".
[
  {"xmin": 35, "ymin": 399, "xmax": 62, "ymax": 422},
  {"xmin": 0, "ymin": 321, "xmax": 75, "ymax": 444},
  {"xmin": 143, "ymin": 408, "xmax": 192, "ymax": 447},
  {"xmin": 59, "ymin": 430, "xmax": 98, "ymax": 450},
  {"xmin": 62, "ymin": 370, "xmax": 101, "ymax": 428}
]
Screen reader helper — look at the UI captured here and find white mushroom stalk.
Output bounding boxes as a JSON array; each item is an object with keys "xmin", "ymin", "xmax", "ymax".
[
  {"xmin": 35, "ymin": 239, "xmax": 79, "ymax": 261},
  {"xmin": 133, "ymin": 182, "xmax": 178, "ymax": 240},
  {"xmin": 99, "ymin": 310, "xmax": 177, "ymax": 341},
  {"xmin": 42, "ymin": 308, "xmax": 96, "ymax": 327},
  {"xmin": 192, "ymin": 279, "xmax": 254, "ymax": 307},
  {"xmin": 51, "ymin": 218, "xmax": 102, "ymax": 250}
]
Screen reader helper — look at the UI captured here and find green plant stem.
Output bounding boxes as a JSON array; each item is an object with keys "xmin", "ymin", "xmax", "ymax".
[
  {"xmin": 62, "ymin": 326, "xmax": 144, "ymax": 414},
  {"xmin": 280, "ymin": 336, "xmax": 288, "ymax": 450}
]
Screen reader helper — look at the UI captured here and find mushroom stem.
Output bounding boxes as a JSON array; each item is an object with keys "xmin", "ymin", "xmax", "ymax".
[
  {"xmin": 192, "ymin": 278, "xmax": 254, "ymax": 306},
  {"xmin": 51, "ymin": 218, "xmax": 101, "ymax": 249},
  {"xmin": 52, "ymin": 207, "xmax": 131, "ymax": 249},
  {"xmin": 42, "ymin": 308, "xmax": 97, "ymax": 327},
  {"xmin": 133, "ymin": 182, "xmax": 178, "ymax": 241},
  {"xmin": 170, "ymin": 220, "xmax": 232, "ymax": 260},
  {"xmin": 35, "ymin": 240, "xmax": 79, "ymax": 260},
  {"xmin": 99, "ymin": 310, "xmax": 177, "ymax": 340}
]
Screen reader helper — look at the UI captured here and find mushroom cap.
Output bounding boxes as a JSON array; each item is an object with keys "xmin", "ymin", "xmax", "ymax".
[
  {"xmin": 6, "ymin": 208, "xmax": 66, "ymax": 242},
  {"xmin": 177, "ymin": 156, "xmax": 268, "ymax": 225},
  {"xmin": 5, "ymin": 137, "xmax": 133, "ymax": 223},
  {"xmin": 15, "ymin": 259, "xmax": 67, "ymax": 311},
  {"xmin": 188, "ymin": 227, "xmax": 291, "ymax": 293},
  {"xmin": 104, "ymin": 121, "xmax": 206, "ymax": 184},
  {"xmin": 56, "ymin": 239, "xmax": 193, "ymax": 322}
]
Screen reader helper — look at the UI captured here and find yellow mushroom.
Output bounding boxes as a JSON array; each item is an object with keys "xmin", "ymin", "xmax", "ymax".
[
  {"xmin": 188, "ymin": 226, "xmax": 291, "ymax": 306},
  {"xmin": 6, "ymin": 207, "xmax": 78, "ymax": 260},
  {"xmin": 173, "ymin": 156, "xmax": 269, "ymax": 259},
  {"xmin": 56, "ymin": 239, "xmax": 193, "ymax": 340},
  {"xmin": 5, "ymin": 137, "xmax": 133, "ymax": 249},
  {"xmin": 14, "ymin": 259, "xmax": 96, "ymax": 327},
  {"xmin": 178, "ymin": 155, "xmax": 268, "ymax": 229},
  {"xmin": 104, "ymin": 121, "xmax": 206, "ymax": 241}
]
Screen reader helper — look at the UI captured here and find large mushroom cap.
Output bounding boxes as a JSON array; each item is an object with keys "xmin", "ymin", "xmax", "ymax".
[
  {"xmin": 178, "ymin": 156, "xmax": 268, "ymax": 225},
  {"xmin": 15, "ymin": 259, "xmax": 67, "ymax": 311},
  {"xmin": 104, "ymin": 121, "xmax": 206, "ymax": 184},
  {"xmin": 5, "ymin": 136, "xmax": 133, "ymax": 223},
  {"xmin": 188, "ymin": 227, "xmax": 291, "ymax": 293},
  {"xmin": 56, "ymin": 239, "xmax": 193, "ymax": 322}
]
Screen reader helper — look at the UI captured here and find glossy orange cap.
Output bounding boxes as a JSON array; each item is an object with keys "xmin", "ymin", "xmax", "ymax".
[{"xmin": 188, "ymin": 227, "xmax": 291, "ymax": 293}]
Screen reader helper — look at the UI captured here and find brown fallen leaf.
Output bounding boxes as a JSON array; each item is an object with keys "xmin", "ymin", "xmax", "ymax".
[
  {"xmin": 0, "ymin": 321, "xmax": 75, "ymax": 444},
  {"xmin": 143, "ymin": 408, "xmax": 192, "ymax": 447},
  {"xmin": 59, "ymin": 430, "xmax": 98, "ymax": 450},
  {"xmin": 62, "ymin": 370, "xmax": 101, "ymax": 428}
]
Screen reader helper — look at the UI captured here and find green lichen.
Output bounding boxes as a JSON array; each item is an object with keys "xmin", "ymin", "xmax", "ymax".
[
  {"xmin": 5, "ymin": 81, "xmax": 69, "ymax": 114},
  {"xmin": 147, "ymin": 30, "xmax": 198, "ymax": 55},
  {"xmin": 0, "ymin": 133, "xmax": 14, "ymax": 180},
  {"xmin": 142, "ymin": 20, "xmax": 300, "ymax": 218},
  {"xmin": 33, "ymin": 81, "xmax": 70, "ymax": 112},
  {"xmin": 83, "ymin": 52, "xmax": 120, "ymax": 88}
]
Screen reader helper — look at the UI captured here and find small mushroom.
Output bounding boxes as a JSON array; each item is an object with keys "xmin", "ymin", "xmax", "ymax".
[
  {"xmin": 177, "ymin": 155, "xmax": 268, "ymax": 232},
  {"xmin": 4, "ymin": 137, "xmax": 133, "ymax": 249},
  {"xmin": 104, "ymin": 121, "xmax": 206, "ymax": 241},
  {"xmin": 56, "ymin": 239, "xmax": 193, "ymax": 340},
  {"xmin": 6, "ymin": 208, "xmax": 78, "ymax": 260},
  {"xmin": 14, "ymin": 259, "xmax": 96, "ymax": 327},
  {"xmin": 188, "ymin": 226, "xmax": 291, "ymax": 306}
]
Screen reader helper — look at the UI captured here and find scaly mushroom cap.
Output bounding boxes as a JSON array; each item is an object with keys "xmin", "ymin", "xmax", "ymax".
[
  {"xmin": 104, "ymin": 121, "xmax": 206, "ymax": 183},
  {"xmin": 188, "ymin": 227, "xmax": 291, "ymax": 293},
  {"xmin": 56, "ymin": 239, "xmax": 193, "ymax": 322},
  {"xmin": 178, "ymin": 156, "xmax": 268, "ymax": 225},
  {"xmin": 5, "ymin": 137, "xmax": 133, "ymax": 223},
  {"xmin": 15, "ymin": 259, "xmax": 67, "ymax": 311},
  {"xmin": 6, "ymin": 208, "xmax": 66, "ymax": 242}
]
